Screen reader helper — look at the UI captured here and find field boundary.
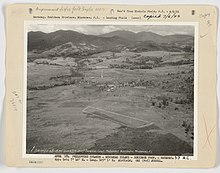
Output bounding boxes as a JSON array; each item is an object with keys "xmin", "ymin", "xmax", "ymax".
[{"xmin": 82, "ymin": 106, "xmax": 153, "ymax": 128}]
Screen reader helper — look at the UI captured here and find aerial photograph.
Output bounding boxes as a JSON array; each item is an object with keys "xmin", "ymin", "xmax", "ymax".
[{"xmin": 26, "ymin": 24, "xmax": 195, "ymax": 156}]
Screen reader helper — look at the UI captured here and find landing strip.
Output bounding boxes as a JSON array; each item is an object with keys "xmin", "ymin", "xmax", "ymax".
[{"xmin": 82, "ymin": 106, "xmax": 153, "ymax": 128}]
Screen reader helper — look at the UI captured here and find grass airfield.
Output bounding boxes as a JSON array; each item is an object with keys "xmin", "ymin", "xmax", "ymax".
[{"xmin": 27, "ymin": 51, "xmax": 194, "ymax": 155}]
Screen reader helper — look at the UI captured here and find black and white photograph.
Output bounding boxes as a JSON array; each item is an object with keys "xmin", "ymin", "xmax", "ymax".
[{"xmin": 26, "ymin": 24, "xmax": 195, "ymax": 156}]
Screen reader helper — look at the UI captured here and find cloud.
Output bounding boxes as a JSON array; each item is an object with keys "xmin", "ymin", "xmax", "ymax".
[
  {"xmin": 73, "ymin": 26, "xmax": 89, "ymax": 34},
  {"xmin": 101, "ymin": 26, "xmax": 117, "ymax": 34}
]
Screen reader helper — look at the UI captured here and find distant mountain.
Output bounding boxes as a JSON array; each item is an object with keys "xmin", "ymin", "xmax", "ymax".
[
  {"xmin": 136, "ymin": 31, "xmax": 166, "ymax": 42},
  {"xmin": 164, "ymin": 34, "xmax": 194, "ymax": 44},
  {"xmin": 28, "ymin": 30, "xmax": 135, "ymax": 52},
  {"xmin": 101, "ymin": 30, "xmax": 194, "ymax": 44},
  {"xmin": 28, "ymin": 30, "xmax": 194, "ymax": 59},
  {"xmin": 101, "ymin": 30, "xmax": 137, "ymax": 41}
]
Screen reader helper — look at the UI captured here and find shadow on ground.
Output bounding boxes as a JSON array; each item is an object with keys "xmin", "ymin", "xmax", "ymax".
[{"xmin": 89, "ymin": 124, "xmax": 193, "ymax": 155}]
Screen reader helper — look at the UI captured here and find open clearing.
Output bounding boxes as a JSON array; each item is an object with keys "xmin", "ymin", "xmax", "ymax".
[{"xmin": 27, "ymin": 50, "xmax": 194, "ymax": 155}]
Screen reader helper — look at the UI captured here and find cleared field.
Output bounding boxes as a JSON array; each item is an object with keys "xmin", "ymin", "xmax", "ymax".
[
  {"xmin": 27, "ymin": 86, "xmax": 121, "ymax": 153},
  {"xmin": 27, "ymin": 63, "xmax": 70, "ymax": 87},
  {"xmin": 26, "ymin": 50, "xmax": 194, "ymax": 155},
  {"xmin": 82, "ymin": 106, "xmax": 153, "ymax": 128}
]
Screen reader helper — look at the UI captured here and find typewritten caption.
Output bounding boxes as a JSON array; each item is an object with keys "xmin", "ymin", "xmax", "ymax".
[{"xmin": 31, "ymin": 6, "xmax": 181, "ymax": 21}]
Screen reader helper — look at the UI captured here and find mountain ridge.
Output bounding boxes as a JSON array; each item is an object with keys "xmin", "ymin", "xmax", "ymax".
[
  {"xmin": 28, "ymin": 30, "xmax": 194, "ymax": 54},
  {"xmin": 101, "ymin": 30, "xmax": 194, "ymax": 43}
]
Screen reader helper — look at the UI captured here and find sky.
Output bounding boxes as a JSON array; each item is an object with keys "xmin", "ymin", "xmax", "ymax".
[{"xmin": 28, "ymin": 24, "xmax": 194, "ymax": 36}]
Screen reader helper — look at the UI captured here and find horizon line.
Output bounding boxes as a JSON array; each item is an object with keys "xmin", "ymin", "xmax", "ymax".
[{"xmin": 28, "ymin": 29, "xmax": 194, "ymax": 37}]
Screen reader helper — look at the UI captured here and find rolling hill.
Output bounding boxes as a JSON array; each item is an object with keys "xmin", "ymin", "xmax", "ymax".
[
  {"xmin": 101, "ymin": 30, "xmax": 194, "ymax": 44},
  {"xmin": 28, "ymin": 30, "xmax": 135, "ymax": 52},
  {"xmin": 28, "ymin": 30, "xmax": 194, "ymax": 60}
]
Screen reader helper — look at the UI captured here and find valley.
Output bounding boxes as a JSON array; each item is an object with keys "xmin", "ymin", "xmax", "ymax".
[{"xmin": 26, "ymin": 29, "xmax": 194, "ymax": 155}]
